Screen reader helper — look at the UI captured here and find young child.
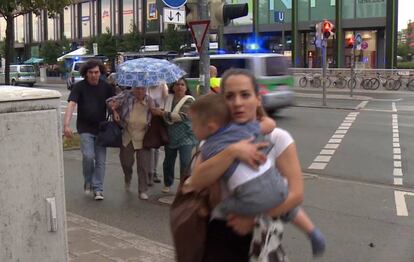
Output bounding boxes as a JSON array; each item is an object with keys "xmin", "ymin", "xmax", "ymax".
[{"xmin": 187, "ymin": 93, "xmax": 326, "ymax": 257}]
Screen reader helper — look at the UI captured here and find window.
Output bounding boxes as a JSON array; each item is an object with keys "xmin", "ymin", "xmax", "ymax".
[
  {"xmin": 101, "ymin": 0, "xmax": 111, "ymax": 33},
  {"xmin": 32, "ymin": 14, "xmax": 41, "ymax": 42},
  {"xmin": 310, "ymin": 0, "xmax": 335, "ymax": 21},
  {"xmin": 14, "ymin": 15, "xmax": 24, "ymax": 43},
  {"xmin": 20, "ymin": 66, "xmax": 35, "ymax": 72},
  {"xmin": 343, "ymin": 0, "xmax": 354, "ymax": 19},
  {"xmin": 10, "ymin": 66, "xmax": 17, "ymax": 73},
  {"xmin": 48, "ymin": 16, "xmax": 57, "ymax": 40},
  {"xmin": 123, "ymin": 0, "xmax": 134, "ymax": 33},
  {"xmin": 63, "ymin": 6, "xmax": 72, "ymax": 39},
  {"xmin": 0, "ymin": 17, "xmax": 7, "ymax": 41},
  {"xmin": 356, "ymin": 0, "xmax": 386, "ymax": 18},
  {"xmin": 298, "ymin": 0, "xmax": 309, "ymax": 22},
  {"xmin": 212, "ymin": 59, "xmax": 247, "ymax": 76},
  {"xmin": 265, "ymin": 56, "xmax": 290, "ymax": 76},
  {"xmin": 81, "ymin": 2, "xmax": 91, "ymax": 37}
]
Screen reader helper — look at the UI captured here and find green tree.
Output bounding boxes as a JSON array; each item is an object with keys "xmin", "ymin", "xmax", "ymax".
[
  {"xmin": 39, "ymin": 41, "xmax": 62, "ymax": 65},
  {"xmin": 119, "ymin": 23, "xmax": 142, "ymax": 52},
  {"xmin": 0, "ymin": 0, "xmax": 71, "ymax": 84},
  {"xmin": 85, "ymin": 28, "xmax": 118, "ymax": 69},
  {"xmin": 162, "ymin": 25, "xmax": 185, "ymax": 52},
  {"xmin": 397, "ymin": 44, "xmax": 412, "ymax": 61}
]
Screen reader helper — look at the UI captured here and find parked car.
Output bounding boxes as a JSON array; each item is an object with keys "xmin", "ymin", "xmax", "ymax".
[
  {"xmin": 173, "ymin": 53, "xmax": 294, "ymax": 114},
  {"xmin": 66, "ymin": 61, "xmax": 86, "ymax": 90},
  {"xmin": 0, "ymin": 64, "xmax": 37, "ymax": 87}
]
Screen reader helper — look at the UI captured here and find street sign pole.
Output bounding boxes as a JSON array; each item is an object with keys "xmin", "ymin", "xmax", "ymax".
[
  {"xmin": 350, "ymin": 38, "xmax": 355, "ymax": 98},
  {"xmin": 322, "ymin": 39, "xmax": 327, "ymax": 106},
  {"xmin": 198, "ymin": 0, "xmax": 210, "ymax": 95}
]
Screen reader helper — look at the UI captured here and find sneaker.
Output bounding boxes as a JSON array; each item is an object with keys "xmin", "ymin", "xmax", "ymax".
[
  {"xmin": 139, "ymin": 192, "xmax": 149, "ymax": 200},
  {"xmin": 162, "ymin": 186, "xmax": 170, "ymax": 193},
  {"xmin": 153, "ymin": 174, "xmax": 161, "ymax": 183},
  {"xmin": 94, "ymin": 191, "xmax": 104, "ymax": 201},
  {"xmin": 84, "ymin": 183, "xmax": 92, "ymax": 195},
  {"xmin": 309, "ymin": 228, "xmax": 326, "ymax": 257}
]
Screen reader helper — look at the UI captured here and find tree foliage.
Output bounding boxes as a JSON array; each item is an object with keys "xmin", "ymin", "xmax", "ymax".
[
  {"xmin": 397, "ymin": 44, "xmax": 413, "ymax": 61},
  {"xmin": 119, "ymin": 23, "xmax": 142, "ymax": 52},
  {"xmin": 85, "ymin": 28, "xmax": 118, "ymax": 62},
  {"xmin": 162, "ymin": 25, "xmax": 185, "ymax": 52},
  {"xmin": 0, "ymin": 0, "xmax": 72, "ymax": 84}
]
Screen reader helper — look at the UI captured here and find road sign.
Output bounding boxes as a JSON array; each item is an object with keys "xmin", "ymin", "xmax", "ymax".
[
  {"xmin": 92, "ymin": 43, "xmax": 98, "ymax": 55},
  {"xmin": 188, "ymin": 20, "xmax": 210, "ymax": 53},
  {"xmin": 162, "ymin": 0, "xmax": 187, "ymax": 9},
  {"xmin": 274, "ymin": 11, "xmax": 285, "ymax": 23},
  {"xmin": 361, "ymin": 41, "xmax": 368, "ymax": 50},
  {"xmin": 163, "ymin": 8, "xmax": 186, "ymax": 25},
  {"xmin": 355, "ymin": 33, "xmax": 362, "ymax": 45},
  {"xmin": 147, "ymin": 2, "xmax": 158, "ymax": 20}
]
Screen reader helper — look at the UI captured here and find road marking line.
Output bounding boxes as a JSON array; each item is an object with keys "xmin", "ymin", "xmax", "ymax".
[
  {"xmin": 392, "ymin": 102, "xmax": 397, "ymax": 112},
  {"xmin": 320, "ymin": 149, "xmax": 335, "ymax": 155},
  {"xmin": 332, "ymin": 134, "xmax": 345, "ymax": 139},
  {"xmin": 356, "ymin": 100, "xmax": 369, "ymax": 110},
  {"xmin": 308, "ymin": 162, "xmax": 327, "ymax": 170},
  {"xmin": 393, "ymin": 168, "xmax": 403, "ymax": 176},
  {"xmin": 335, "ymin": 130, "xmax": 348, "ymax": 134},
  {"xmin": 343, "ymin": 120, "xmax": 354, "ymax": 123},
  {"xmin": 345, "ymin": 117, "xmax": 356, "ymax": 120},
  {"xmin": 393, "ymin": 133, "xmax": 399, "ymax": 138},
  {"xmin": 393, "ymin": 143, "xmax": 400, "ymax": 148},
  {"xmin": 394, "ymin": 191, "xmax": 414, "ymax": 216},
  {"xmin": 341, "ymin": 123, "xmax": 352, "ymax": 127},
  {"xmin": 329, "ymin": 139, "xmax": 342, "ymax": 143},
  {"xmin": 325, "ymin": 144, "xmax": 339, "ymax": 149},
  {"xmin": 394, "ymin": 178, "xmax": 403, "ymax": 185},
  {"xmin": 314, "ymin": 155, "xmax": 332, "ymax": 162},
  {"xmin": 393, "ymin": 148, "xmax": 401, "ymax": 154},
  {"xmin": 394, "ymin": 155, "xmax": 401, "ymax": 160},
  {"xmin": 394, "ymin": 161, "xmax": 402, "ymax": 168},
  {"xmin": 338, "ymin": 126, "xmax": 350, "ymax": 130},
  {"xmin": 393, "ymin": 138, "xmax": 399, "ymax": 142},
  {"xmin": 393, "ymin": 128, "xmax": 399, "ymax": 133}
]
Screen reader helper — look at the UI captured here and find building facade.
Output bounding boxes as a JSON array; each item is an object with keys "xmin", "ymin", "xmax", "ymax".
[{"xmin": 0, "ymin": 0, "xmax": 398, "ymax": 68}]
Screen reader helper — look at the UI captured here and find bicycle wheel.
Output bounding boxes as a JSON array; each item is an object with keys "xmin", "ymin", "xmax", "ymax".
[
  {"xmin": 370, "ymin": 78, "xmax": 380, "ymax": 90},
  {"xmin": 348, "ymin": 78, "xmax": 356, "ymax": 89},
  {"xmin": 385, "ymin": 80, "xmax": 394, "ymax": 90},
  {"xmin": 335, "ymin": 77, "xmax": 346, "ymax": 89},
  {"xmin": 407, "ymin": 79, "xmax": 414, "ymax": 91},
  {"xmin": 299, "ymin": 77, "xmax": 307, "ymax": 87},
  {"xmin": 392, "ymin": 80, "xmax": 402, "ymax": 90},
  {"xmin": 312, "ymin": 78, "xmax": 321, "ymax": 88}
]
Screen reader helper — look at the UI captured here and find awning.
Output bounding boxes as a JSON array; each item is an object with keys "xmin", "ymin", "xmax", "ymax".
[
  {"xmin": 57, "ymin": 47, "xmax": 88, "ymax": 62},
  {"xmin": 23, "ymin": 57, "xmax": 44, "ymax": 64}
]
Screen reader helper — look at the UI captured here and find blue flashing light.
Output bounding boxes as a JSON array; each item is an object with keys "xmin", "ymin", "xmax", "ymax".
[
  {"xmin": 74, "ymin": 56, "xmax": 80, "ymax": 61},
  {"xmin": 242, "ymin": 35, "xmax": 269, "ymax": 53},
  {"xmin": 216, "ymin": 49, "xmax": 227, "ymax": 54}
]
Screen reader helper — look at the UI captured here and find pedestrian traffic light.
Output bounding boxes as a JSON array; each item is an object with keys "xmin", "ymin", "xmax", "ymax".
[
  {"xmin": 322, "ymin": 20, "xmax": 335, "ymax": 39},
  {"xmin": 346, "ymin": 37, "xmax": 355, "ymax": 48},
  {"xmin": 209, "ymin": 1, "xmax": 248, "ymax": 29}
]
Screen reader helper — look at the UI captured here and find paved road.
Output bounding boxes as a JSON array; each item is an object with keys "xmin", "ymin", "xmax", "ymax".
[{"xmin": 35, "ymin": 82, "xmax": 414, "ymax": 261}]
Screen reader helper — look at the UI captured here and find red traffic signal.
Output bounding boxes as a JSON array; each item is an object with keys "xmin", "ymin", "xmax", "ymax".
[
  {"xmin": 347, "ymin": 37, "xmax": 355, "ymax": 48},
  {"xmin": 322, "ymin": 20, "xmax": 334, "ymax": 39}
]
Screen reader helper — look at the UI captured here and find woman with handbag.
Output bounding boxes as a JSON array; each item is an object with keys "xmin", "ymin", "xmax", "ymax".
[
  {"xmin": 150, "ymin": 78, "xmax": 197, "ymax": 193},
  {"xmin": 107, "ymin": 87, "xmax": 155, "ymax": 200}
]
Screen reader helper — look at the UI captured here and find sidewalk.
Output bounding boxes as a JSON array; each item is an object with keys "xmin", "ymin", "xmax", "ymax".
[{"xmin": 67, "ymin": 212, "xmax": 174, "ymax": 262}]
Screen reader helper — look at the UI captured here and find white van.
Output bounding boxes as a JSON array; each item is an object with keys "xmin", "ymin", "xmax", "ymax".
[
  {"xmin": 0, "ymin": 65, "xmax": 37, "ymax": 86},
  {"xmin": 173, "ymin": 53, "xmax": 294, "ymax": 114}
]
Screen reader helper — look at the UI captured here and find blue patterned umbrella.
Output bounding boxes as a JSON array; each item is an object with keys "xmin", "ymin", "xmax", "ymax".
[{"xmin": 116, "ymin": 57, "xmax": 186, "ymax": 88}]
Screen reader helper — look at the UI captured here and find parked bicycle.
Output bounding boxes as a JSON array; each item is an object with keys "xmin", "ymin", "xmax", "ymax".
[
  {"xmin": 367, "ymin": 73, "xmax": 392, "ymax": 90},
  {"xmin": 298, "ymin": 73, "xmax": 322, "ymax": 88},
  {"xmin": 348, "ymin": 72, "xmax": 369, "ymax": 90},
  {"xmin": 390, "ymin": 72, "xmax": 414, "ymax": 91},
  {"xmin": 333, "ymin": 72, "xmax": 348, "ymax": 89}
]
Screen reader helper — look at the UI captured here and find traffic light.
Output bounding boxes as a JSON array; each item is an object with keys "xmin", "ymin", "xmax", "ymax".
[
  {"xmin": 322, "ymin": 20, "xmax": 335, "ymax": 39},
  {"xmin": 209, "ymin": 2, "xmax": 248, "ymax": 29},
  {"xmin": 346, "ymin": 37, "xmax": 355, "ymax": 48}
]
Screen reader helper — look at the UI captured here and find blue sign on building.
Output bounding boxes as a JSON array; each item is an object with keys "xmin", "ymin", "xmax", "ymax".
[
  {"xmin": 162, "ymin": 0, "xmax": 187, "ymax": 8},
  {"xmin": 274, "ymin": 11, "xmax": 285, "ymax": 23}
]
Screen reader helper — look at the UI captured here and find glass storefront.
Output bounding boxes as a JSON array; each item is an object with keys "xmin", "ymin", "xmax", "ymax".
[
  {"xmin": 356, "ymin": 0, "xmax": 386, "ymax": 18},
  {"xmin": 310, "ymin": 0, "xmax": 335, "ymax": 21},
  {"xmin": 123, "ymin": 0, "xmax": 134, "ymax": 33},
  {"xmin": 63, "ymin": 6, "xmax": 72, "ymax": 39},
  {"xmin": 32, "ymin": 14, "xmax": 41, "ymax": 42},
  {"xmin": 81, "ymin": 2, "xmax": 91, "ymax": 38},
  {"xmin": 344, "ymin": 30, "xmax": 377, "ymax": 69},
  {"xmin": 14, "ymin": 15, "xmax": 24, "ymax": 43}
]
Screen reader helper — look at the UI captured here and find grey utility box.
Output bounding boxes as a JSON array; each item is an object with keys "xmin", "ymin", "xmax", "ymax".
[{"xmin": 0, "ymin": 86, "xmax": 68, "ymax": 261}]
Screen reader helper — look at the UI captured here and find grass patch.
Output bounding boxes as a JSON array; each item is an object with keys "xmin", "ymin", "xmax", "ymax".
[{"xmin": 63, "ymin": 133, "xmax": 80, "ymax": 150}]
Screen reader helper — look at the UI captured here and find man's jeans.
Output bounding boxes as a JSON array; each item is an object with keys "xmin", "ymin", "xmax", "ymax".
[{"xmin": 80, "ymin": 133, "xmax": 107, "ymax": 192}]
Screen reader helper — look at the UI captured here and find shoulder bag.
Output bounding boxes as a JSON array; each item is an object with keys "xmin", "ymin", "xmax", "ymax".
[
  {"xmin": 96, "ymin": 115, "xmax": 123, "ymax": 148},
  {"xmin": 142, "ymin": 115, "xmax": 169, "ymax": 149}
]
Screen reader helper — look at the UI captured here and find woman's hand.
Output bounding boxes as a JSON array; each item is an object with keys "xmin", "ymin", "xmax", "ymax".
[
  {"xmin": 112, "ymin": 111, "xmax": 121, "ymax": 122},
  {"xmin": 228, "ymin": 137, "xmax": 268, "ymax": 169},
  {"xmin": 227, "ymin": 214, "xmax": 255, "ymax": 235},
  {"xmin": 150, "ymin": 107, "xmax": 163, "ymax": 116}
]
